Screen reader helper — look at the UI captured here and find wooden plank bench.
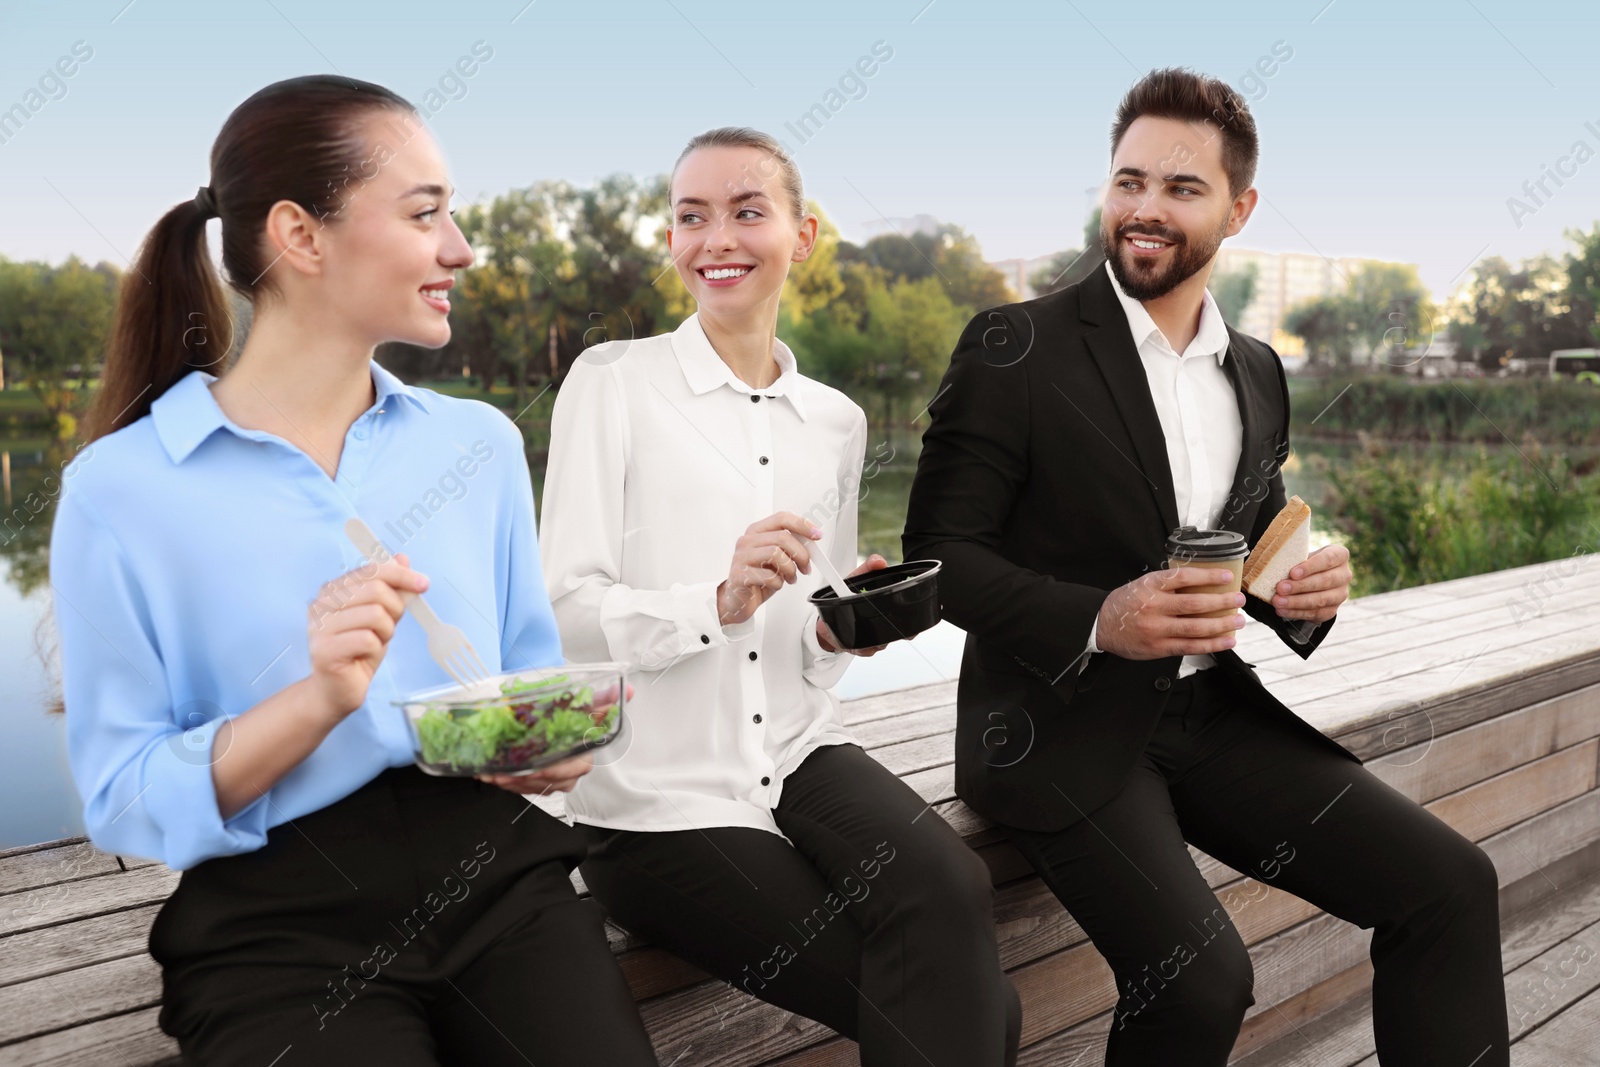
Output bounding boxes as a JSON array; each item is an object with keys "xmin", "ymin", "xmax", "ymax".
[{"xmin": 4, "ymin": 553, "xmax": 1600, "ymax": 1066}]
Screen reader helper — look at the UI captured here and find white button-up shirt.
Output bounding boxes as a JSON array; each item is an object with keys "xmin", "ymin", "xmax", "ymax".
[
  {"xmin": 540, "ymin": 313, "xmax": 867, "ymax": 836},
  {"xmin": 1087, "ymin": 261, "xmax": 1241, "ymax": 679}
]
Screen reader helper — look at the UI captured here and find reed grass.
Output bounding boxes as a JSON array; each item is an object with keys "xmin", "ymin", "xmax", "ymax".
[{"xmin": 1318, "ymin": 436, "xmax": 1600, "ymax": 595}]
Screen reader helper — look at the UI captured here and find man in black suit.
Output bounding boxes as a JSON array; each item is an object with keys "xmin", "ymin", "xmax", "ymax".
[{"xmin": 903, "ymin": 68, "xmax": 1509, "ymax": 1065}]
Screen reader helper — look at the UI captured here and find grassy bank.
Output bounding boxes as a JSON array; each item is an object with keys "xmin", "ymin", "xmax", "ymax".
[
  {"xmin": 0, "ymin": 389, "xmax": 75, "ymax": 432},
  {"xmin": 0, "ymin": 378, "xmax": 543, "ymax": 438},
  {"xmin": 1291, "ymin": 375, "xmax": 1600, "ymax": 446},
  {"xmin": 8, "ymin": 371, "xmax": 1599, "ymax": 442},
  {"xmin": 1317, "ymin": 440, "xmax": 1600, "ymax": 596}
]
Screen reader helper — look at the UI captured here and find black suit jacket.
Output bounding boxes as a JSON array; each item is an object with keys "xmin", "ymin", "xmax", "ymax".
[{"xmin": 902, "ymin": 265, "xmax": 1363, "ymax": 833}]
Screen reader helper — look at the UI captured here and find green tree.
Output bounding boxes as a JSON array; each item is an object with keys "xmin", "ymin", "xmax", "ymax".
[
  {"xmin": 783, "ymin": 303, "xmax": 875, "ymax": 394},
  {"xmin": 1210, "ymin": 261, "xmax": 1259, "ymax": 326},
  {"xmin": 1283, "ymin": 261, "xmax": 1436, "ymax": 369},
  {"xmin": 830, "ymin": 260, "xmax": 889, "ymax": 332},
  {"xmin": 453, "ymin": 184, "xmax": 566, "ymax": 406},
  {"xmin": 564, "ymin": 173, "xmax": 678, "ymax": 365},
  {"xmin": 1083, "ymin": 206, "xmax": 1103, "ymax": 252},
  {"xmin": 863, "ymin": 275, "xmax": 971, "ymax": 424},
  {"xmin": 1285, "ymin": 294, "xmax": 1356, "ymax": 366},
  {"xmin": 852, "ymin": 223, "xmax": 1014, "ymax": 311},
  {"xmin": 0, "ymin": 256, "xmax": 118, "ymax": 435},
  {"xmin": 447, "ymin": 176, "xmax": 676, "ymax": 409},
  {"xmin": 1029, "ymin": 207, "xmax": 1104, "ymax": 298},
  {"xmin": 1346, "ymin": 261, "xmax": 1436, "ymax": 369},
  {"xmin": 1562, "ymin": 222, "xmax": 1600, "ymax": 347},
  {"xmin": 782, "ymin": 201, "xmax": 847, "ymax": 319},
  {"xmin": 1445, "ymin": 254, "xmax": 1586, "ymax": 370}
]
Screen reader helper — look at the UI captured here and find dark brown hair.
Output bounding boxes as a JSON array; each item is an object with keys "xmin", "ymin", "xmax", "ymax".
[
  {"xmin": 85, "ymin": 75, "xmax": 416, "ymax": 443},
  {"xmin": 1110, "ymin": 67, "xmax": 1258, "ymax": 198}
]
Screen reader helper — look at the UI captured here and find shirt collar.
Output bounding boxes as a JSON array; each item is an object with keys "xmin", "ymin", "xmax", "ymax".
[
  {"xmin": 670, "ymin": 312, "xmax": 807, "ymax": 421},
  {"xmin": 152, "ymin": 359, "xmax": 430, "ymax": 465},
  {"xmin": 1103, "ymin": 261, "xmax": 1230, "ymax": 365},
  {"xmin": 370, "ymin": 359, "xmax": 432, "ymax": 415}
]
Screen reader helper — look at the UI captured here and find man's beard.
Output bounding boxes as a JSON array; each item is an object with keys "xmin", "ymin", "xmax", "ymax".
[{"xmin": 1101, "ymin": 216, "xmax": 1227, "ymax": 301}]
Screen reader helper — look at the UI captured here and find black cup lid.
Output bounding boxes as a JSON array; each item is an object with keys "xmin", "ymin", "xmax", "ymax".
[{"xmin": 1164, "ymin": 525, "xmax": 1248, "ymax": 561}]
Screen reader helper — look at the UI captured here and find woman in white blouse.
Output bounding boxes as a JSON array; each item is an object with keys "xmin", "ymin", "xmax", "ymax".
[{"xmin": 540, "ymin": 127, "xmax": 1020, "ymax": 1066}]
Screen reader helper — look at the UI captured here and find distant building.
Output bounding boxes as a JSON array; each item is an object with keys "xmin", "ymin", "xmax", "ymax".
[
  {"xmin": 1212, "ymin": 247, "xmax": 1406, "ymax": 354},
  {"xmin": 856, "ymin": 213, "xmax": 946, "ymax": 244},
  {"xmin": 983, "ymin": 246, "xmax": 1415, "ymax": 348}
]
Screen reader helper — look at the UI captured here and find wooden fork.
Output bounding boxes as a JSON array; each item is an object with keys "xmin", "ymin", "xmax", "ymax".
[{"xmin": 343, "ymin": 517, "xmax": 493, "ymax": 692}]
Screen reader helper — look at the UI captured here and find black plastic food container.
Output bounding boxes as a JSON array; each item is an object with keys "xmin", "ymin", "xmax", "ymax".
[{"xmin": 807, "ymin": 560, "xmax": 943, "ymax": 650}]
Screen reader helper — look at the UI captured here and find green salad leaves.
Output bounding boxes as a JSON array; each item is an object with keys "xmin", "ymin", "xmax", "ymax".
[{"xmin": 412, "ymin": 673, "xmax": 620, "ymax": 773}]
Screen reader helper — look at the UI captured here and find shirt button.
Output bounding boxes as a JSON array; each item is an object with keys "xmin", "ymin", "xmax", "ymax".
[
  {"xmin": 748, "ymin": 651, "xmax": 758, "ymax": 661},
  {"xmin": 700, "ymin": 634, "xmax": 711, "ymax": 644},
  {"xmin": 753, "ymin": 714, "xmax": 763, "ymax": 723},
  {"xmin": 354, "ymin": 427, "xmax": 368, "ymax": 440},
  {"xmin": 759, "ymin": 456, "xmax": 769, "ymax": 465},
  {"xmin": 1154, "ymin": 677, "xmax": 1172, "ymax": 691},
  {"xmin": 761, "ymin": 776, "xmax": 771, "ymax": 786},
  {"xmin": 751, "ymin": 394, "xmax": 761, "ymax": 403}
]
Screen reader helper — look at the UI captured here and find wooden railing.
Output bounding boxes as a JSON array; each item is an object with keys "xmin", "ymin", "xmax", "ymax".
[{"xmin": 3, "ymin": 555, "xmax": 1599, "ymax": 1065}]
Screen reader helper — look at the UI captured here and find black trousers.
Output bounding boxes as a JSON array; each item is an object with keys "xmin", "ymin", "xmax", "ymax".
[
  {"xmin": 580, "ymin": 742, "xmax": 1022, "ymax": 1067},
  {"xmin": 149, "ymin": 766, "xmax": 658, "ymax": 1067},
  {"xmin": 1003, "ymin": 666, "xmax": 1510, "ymax": 1067}
]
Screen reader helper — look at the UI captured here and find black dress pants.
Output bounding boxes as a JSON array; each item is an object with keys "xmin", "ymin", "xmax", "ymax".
[
  {"xmin": 579, "ymin": 742, "xmax": 1022, "ymax": 1067},
  {"xmin": 149, "ymin": 766, "xmax": 659, "ymax": 1067},
  {"xmin": 1003, "ymin": 665, "xmax": 1510, "ymax": 1066}
]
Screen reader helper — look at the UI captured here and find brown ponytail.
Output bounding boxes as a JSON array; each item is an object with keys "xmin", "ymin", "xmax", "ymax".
[
  {"xmin": 84, "ymin": 75, "xmax": 416, "ymax": 443},
  {"xmin": 85, "ymin": 197, "xmax": 230, "ymax": 442}
]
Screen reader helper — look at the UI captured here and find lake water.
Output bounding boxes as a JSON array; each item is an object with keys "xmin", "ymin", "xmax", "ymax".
[{"xmin": 0, "ymin": 426, "xmax": 1414, "ymax": 850}]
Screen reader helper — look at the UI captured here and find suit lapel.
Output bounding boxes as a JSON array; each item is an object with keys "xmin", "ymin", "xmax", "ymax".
[
  {"xmin": 1217, "ymin": 328, "xmax": 1262, "ymax": 538},
  {"xmin": 1079, "ymin": 269, "xmax": 1179, "ymax": 534},
  {"xmin": 1076, "ymin": 269, "xmax": 1270, "ymax": 540}
]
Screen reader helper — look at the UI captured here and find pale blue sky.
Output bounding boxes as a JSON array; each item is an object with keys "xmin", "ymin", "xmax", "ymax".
[{"xmin": 3, "ymin": 0, "xmax": 1598, "ymax": 296}]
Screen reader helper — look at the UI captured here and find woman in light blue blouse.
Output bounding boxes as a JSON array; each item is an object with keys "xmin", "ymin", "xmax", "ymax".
[{"xmin": 48, "ymin": 75, "xmax": 657, "ymax": 1066}]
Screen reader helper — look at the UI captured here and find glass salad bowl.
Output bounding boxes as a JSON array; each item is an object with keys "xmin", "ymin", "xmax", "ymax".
[{"xmin": 394, "ymin": 663, "xmax": 626, "ymax": 777}]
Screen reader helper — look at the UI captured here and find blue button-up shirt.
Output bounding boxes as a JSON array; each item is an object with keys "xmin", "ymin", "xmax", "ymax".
[{"xmin": 49, "ymin": 362, "xmax": 562, "ymax": 870}]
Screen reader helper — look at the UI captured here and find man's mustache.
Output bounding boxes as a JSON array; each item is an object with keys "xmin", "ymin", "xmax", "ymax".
[{"xmin": 1115, "ymin": 223, "xmax": 1186, "ymax": 246}]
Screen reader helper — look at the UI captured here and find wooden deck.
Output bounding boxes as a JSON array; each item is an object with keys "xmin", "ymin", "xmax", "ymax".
[{"xmin": 3, "ymin": 553, "xmax": 1600, "ymax": 1065}]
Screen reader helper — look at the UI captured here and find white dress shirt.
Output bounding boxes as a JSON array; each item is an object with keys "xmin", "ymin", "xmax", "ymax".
[
  {"xmin": 1085, "ymin": 261, "xmax": 1242, "ymax": 679},
  {"xmin": 540, "ymin": 313, "xmax": 867, "ymax": 837}
]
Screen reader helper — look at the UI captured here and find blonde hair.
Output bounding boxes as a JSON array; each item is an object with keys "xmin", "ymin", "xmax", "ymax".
[{"xmin": 671, "ymin": 126, "xmax": 805, "ymax": 220}]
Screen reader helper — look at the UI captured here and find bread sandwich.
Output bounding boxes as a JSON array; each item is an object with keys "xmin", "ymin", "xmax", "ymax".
[{"xmin": 1242, "ymin": 495, "xmax": 1312, "ymax": 601}]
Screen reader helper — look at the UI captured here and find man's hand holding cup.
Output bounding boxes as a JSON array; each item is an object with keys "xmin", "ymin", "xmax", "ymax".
[
  {"xmin": 1095, "ymin": 527, "xmax": 1250, "ymax": 661},
  {"xmin": 1095, "ymin": 567, "xmax": 1247, "ymax": 661}
]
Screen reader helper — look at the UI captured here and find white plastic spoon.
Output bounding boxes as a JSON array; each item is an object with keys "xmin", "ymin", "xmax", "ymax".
[{"xmin": 809, "ymin": 539, "xmax": 855, "ymax": 600}]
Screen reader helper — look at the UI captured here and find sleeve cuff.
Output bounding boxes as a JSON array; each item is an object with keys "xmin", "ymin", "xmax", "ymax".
[
  {"xmin": 801, "ymin": 604, "xmax": 839, "ymax": 661},
  {"xmin": 1076, "ymin": 616, "xmax": 1101, "ymax": 674},
  {"xmin": 138, "ymin": 718, "xmax": 272, "ymax": 870},
  {"xmin": 678, "ymin": 580, "xmax": 753, "ymax": 648},
  {"xmin": 801, "ymin": 604, "xmax": 851, "ymax": 688}
]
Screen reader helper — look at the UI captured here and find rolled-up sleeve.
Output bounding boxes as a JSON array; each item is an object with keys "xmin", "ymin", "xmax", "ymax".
[
  {"xmin": 51, "ymin": 488, "xmax": 270, "ymax": 870},
  {"xmin": 542, "ymin": 352, "xmax": 750, "ymax": 671}
]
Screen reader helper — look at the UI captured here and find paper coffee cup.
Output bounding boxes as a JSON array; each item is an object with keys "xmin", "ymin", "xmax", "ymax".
[{"xmin": 1164, "ymin": 526, "xmax": 1248, "ymax": 619}]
